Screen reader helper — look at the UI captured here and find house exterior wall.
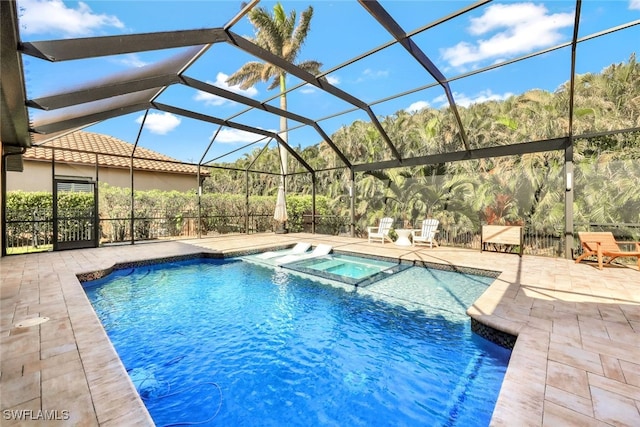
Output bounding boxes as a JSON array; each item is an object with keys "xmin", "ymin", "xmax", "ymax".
[{"xmin": 6, "ymin": 161, "xmax": 199, "ymax": 192}]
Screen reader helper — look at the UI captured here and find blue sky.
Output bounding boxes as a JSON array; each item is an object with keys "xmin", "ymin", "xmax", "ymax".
[{"xmin": 18, "ymin": 0, "xmax": 640, "ymax": 164}]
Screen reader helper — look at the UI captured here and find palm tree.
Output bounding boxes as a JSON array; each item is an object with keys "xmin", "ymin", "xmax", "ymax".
[{"xmin": 227, "ymin": 2, "xmax": 322, "ymax": 188}]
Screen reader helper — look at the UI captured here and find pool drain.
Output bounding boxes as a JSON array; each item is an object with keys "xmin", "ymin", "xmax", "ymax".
[{"xmin": 14, "ymin": 316, "xmax": 50, "ymax": 328}]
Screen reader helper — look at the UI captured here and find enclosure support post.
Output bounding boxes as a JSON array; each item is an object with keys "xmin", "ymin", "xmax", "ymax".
[
  {"xmin": 245, "ymin": 170, "xmax": 249, "ymax": 234},
  {"xmin": 312, "ymin": 172, "xmax": 316, "ymax": 234},
  {"xmin": 129, "ymin": 156, "xmax": 134, "ymax": 245},
  {"xmin": 94, "ymin": 153, "xmax": 99, "ymax": 183},
  {"xmin": 52, "ymin": 148, "xmax": 58, "ymax": 250},
  {"xmin": 130, "ymin": 110, "xmax": 148, "ymax": 245},
  {"xmin": 197, "ymin": 167, "xmax": 202, "ymax": 239},
  {"xmin": 95, "ymin": 153, "xmax": 100, "ymax": 248},
  {"xmin": 564, "ymin": 2, "xmax": 580, "ymax": 260},
  {"xmin": 350, "ymin": 169, "xmax": 355, "ymax": 237},
  {"xmin": 564, "ymin": 142, "xmax": 574, "ymax": 259}
]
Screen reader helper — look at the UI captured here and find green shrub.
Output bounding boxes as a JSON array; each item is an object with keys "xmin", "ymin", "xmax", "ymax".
[{"xmin": 7, "ymin": 186, "xmax": 339, "ymax": 240}]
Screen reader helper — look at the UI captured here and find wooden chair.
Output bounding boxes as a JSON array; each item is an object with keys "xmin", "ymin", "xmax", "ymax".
[
  {"xmin": 412, "ymin": 218, "xmax": 439, "ymax": 248},
  {"xmin": 367, "ymin": 217, "xmax": 394, "ymax": 244},
  {"xmin": 575, "ymin": 232, "xmax": 640, "ymax": 270}
]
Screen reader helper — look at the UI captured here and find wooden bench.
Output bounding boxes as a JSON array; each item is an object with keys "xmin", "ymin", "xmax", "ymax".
[{"xmin": 481, "ymin": 225, "xmax": 524, "ymax": 257}]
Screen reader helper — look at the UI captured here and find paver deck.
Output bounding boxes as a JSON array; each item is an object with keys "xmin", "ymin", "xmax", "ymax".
[{"xmin": 1, "ymin": 233, "xmax": 639, "ymax": 426}]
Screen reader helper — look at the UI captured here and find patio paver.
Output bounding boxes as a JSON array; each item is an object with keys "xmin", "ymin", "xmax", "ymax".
[{"xmin": 1, "ymin": 233, "xmax": 638, "ymax": 426}]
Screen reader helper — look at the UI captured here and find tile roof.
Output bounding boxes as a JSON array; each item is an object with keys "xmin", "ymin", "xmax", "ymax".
[{"xmin": 24, "ymin": 131, "xmax": 208, "ymax": 176}]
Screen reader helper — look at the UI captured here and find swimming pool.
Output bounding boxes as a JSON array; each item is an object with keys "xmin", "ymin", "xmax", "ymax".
[{"xmin": 84, "ymin": 257, "xmax": 510, "ymax": 426}]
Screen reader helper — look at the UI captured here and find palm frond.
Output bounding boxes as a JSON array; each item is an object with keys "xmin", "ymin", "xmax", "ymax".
[
  {"xmin": 232, "ymin": 2, "xmax": 322, "ymax": 97},
  {"xmin": 250, "ymin": 6, "xmax": 284, "ymax": 54},
  {"xmin": 288, "ymin": 6, "xmax": 313, "ymax": 62},
  {"xmin": 297, "ymin": 60, "xmax": 322, "ymax": 77},
  {"xmin": 226, "ymin": 62, "xmax": 267, "ymax": 89},
  {"xmin": 281, "ymin": 8, "xmax": 296, "ymax": 41},
  {"xmin": 267, "ymin": 74, "xmax": 281, "ymax": 91}
]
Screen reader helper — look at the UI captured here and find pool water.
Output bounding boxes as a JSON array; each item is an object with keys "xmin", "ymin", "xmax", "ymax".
[
  {"xmin": 279, "ymin": 253, "xmax": 411, "ymax": 286},
  {"xmin": 300, "ymin": 255, "xmax": 389, "ymax": 278},
  {"xmin": 84, "ymin": 258, "xmax": 510, "ymax": 427}
]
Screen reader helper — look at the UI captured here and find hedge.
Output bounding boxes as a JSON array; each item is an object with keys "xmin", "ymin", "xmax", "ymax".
[{"xmin": 6, "ymin": 185, "xmax": 335, "ymax": 236}]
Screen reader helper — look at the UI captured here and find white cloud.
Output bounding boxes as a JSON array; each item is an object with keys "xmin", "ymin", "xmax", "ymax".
[
  {"xmin": 136, "ymin": 112, "xmax": 181, "ymax": 135},
  {"xmin": 631, "ymin": 0, "xmax": 640, "ymax": 10},
  {"xmin": 363, "ymin": 68, "xmax": 389, "ymax": 79},
  {"xmin": 214, "ymin": 128, "xmax": 270, "ymax": 144},
  {"xmin": 295, "ymin": 75, "xmax": 341, "ymax": 94},
  {"xmin": 18, "ymin": 0, "xmax": 124, "ymax": 36},
  {"xmin": 326, "ymin": 75, "xmax": 340, "ymax": 85},
  {"xmin": 405, "ymin": 101, "xmax": 430, "ymax": 113},
  {"xmin": 433, "ymin": 90, "xmax": 514, "ymax": 108},
  {"xmin": 299, "ymin": 85, "xmax": 316, "ymax": 94},
  {"xmin": 300, "ymin": 83, "xmax": 316, "ymax": 94},
  {"xmin": 441, "ymin": 3, "xmax": 573, "ymax": 68},
  {"xmin": 194, "ymin": 72, "xmax": 259, "ymax": 106},
  {"xmin": 356, "ymin": 68, "xmax": 389, "ymax": 82},
  {"xmin": 114, "ymin": 54, "xmax": 148, "ymax": 68}
]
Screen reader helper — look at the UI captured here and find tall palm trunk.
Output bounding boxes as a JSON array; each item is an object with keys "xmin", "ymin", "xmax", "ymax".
[{"xmin": 279, "ymin": 74, "xmax": 288, "ymax": 189}]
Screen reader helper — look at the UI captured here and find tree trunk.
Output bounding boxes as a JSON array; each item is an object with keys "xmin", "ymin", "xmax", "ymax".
[{"xmin": 279, "ymin": 74, "xmax": 288, "ymax": 190}]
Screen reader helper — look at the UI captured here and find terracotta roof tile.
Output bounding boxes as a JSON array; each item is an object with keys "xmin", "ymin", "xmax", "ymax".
[{"xmin": 24, "ymin": 131, "xmax": 208, "ymax": 176}]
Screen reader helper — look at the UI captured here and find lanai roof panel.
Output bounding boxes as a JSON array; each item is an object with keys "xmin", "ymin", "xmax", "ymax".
[{"xmin": 3, "ymin": 0, "xmax": 638, "ymax": 168}]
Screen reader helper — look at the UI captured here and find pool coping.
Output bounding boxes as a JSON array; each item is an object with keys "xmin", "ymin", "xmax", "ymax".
[{"xmin": 75, "ymin": 252, "xmax": 224, "ymax": 283}]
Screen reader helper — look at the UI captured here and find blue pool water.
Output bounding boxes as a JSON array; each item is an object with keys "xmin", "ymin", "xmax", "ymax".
[
  {"xmin": 293, "ymin": 254, "xmax": 393, "ymax": 278},
  {"xmin": 272, "ymin": 253, "xmax": 411, "ymax": 286},
  {"xmin": 84, "ymin": 258, "xmax": 510, "ymax": 427}
]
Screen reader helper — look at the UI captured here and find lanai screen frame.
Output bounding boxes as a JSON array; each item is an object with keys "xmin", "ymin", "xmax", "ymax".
[{"xmin": 2, "ymin": 0, "xmax": 639, "ymax": 258}]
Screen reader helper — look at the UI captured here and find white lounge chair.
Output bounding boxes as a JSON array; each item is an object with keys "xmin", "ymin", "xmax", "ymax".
[
  {"xmin": 256, "ymin": 242, "xmax": 311, "ymax": 259},
  {"xmin": 275, "ymin": 244, "xmax": 333, "ymax": 265},
  {"xmin": 412, "ymin": 218, "xmax": 439, "ymax": 248},
  {"xmin": 367, "ymin": 217, "xmax": 394, "ymax": 244}
]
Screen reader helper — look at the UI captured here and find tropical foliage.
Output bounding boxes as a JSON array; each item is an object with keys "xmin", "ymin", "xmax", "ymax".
[{"xmin": 207, "ymin": 54, "xmax": 640, "ymax": 239}]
